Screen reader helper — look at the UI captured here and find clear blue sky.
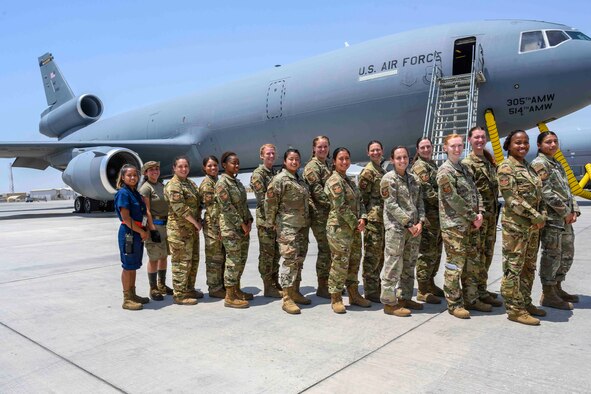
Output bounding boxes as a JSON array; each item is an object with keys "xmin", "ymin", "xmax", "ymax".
[{"xmin": 1, "ymin": 1, "xmax": 590, "ymax": 193}]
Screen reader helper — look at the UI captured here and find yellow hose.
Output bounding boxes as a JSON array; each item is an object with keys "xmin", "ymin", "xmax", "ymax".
[
  {"xmin": 537, "ymin": 123, "xmax": 591, "ymax": 200},
  {"xmin": 485, "ymin": 109, "xmax": 505, "ymax": 164}
]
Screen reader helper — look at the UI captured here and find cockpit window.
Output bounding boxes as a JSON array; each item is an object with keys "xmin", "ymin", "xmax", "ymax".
[
  {"xmin": 520, "ymin": 31, "xmax": 546, "ymax": 52},
  {"xmin": 546, "ymin": 30, "xmax": 569, "ymax": 47},
  {"xmin": 566, "ymin": 31, "xmax": 591, "ymax": 41}
]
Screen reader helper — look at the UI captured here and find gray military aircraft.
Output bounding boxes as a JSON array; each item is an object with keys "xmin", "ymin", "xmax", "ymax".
[{"xmin": 1, "ymin": 20, "xmax": 591, "ymax": 212}]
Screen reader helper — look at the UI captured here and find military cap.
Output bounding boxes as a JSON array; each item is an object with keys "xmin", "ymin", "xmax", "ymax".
[{"xmin": 142, "ymin": 161, "xmax": 160, "ymax": 173}]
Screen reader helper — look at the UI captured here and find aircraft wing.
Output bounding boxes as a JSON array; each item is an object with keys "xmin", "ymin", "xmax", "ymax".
[{"xmin": 0, "ymin": 137, "xmax": 195, "ymax": 170}]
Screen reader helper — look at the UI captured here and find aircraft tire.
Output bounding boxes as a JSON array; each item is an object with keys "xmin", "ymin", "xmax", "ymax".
[
  {"xmin": 83, "ymin": 198, "xmax": 99, "ymax": 213},
  {"xmin": 74, "ymin": 197, "xmax": 86, "ymax": 213}
]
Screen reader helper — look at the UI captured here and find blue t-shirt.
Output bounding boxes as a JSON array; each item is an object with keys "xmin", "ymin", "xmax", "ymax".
[{"xmin": 114, "ymin": 186, "xmax": 146, "ymax": 222}]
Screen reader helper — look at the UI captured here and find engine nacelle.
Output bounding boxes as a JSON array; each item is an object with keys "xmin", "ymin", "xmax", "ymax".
[
  {"xmin": 62, "ymin": 147, "xmax": 143, "ymax": 200},
  {"xmin": 39, "ymin": 94, "xmax": 103, "ymax": 138}
]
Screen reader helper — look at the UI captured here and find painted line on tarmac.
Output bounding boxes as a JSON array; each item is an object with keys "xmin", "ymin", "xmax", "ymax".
[
  {"xmin": 0, "ymin": 321, "xmax": 126, "ymax": 393},
  {"xmin": 300, "ymin": 275, "xmax": 504, "ymax": 393}
]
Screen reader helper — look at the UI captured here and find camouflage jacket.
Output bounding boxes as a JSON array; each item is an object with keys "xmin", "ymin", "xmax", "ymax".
[
  {"xmin": 324, "ymin": 171, "xmax": 367, "ymax": 231},
  {"xmin": 265, "ymin": 169, "xmax": 310, "ymax": 229},
  {"xmin": 164, "ymin": 175, "xmax": 202, "ymax": 230},
  {"xmin": 437, "ymin": 159, "xmax": 483, "ymax": 229},
  {"xmin": 359, "ymin": 161, "xmax": 386, "ymax": 223},
  {"xmin": 250, "ymin": 164, "xmax": 275, "ymax": 228},
  {"xmin": 303, "ymin": 157, "xmax": 331, "ymax": 216},
  {"xmin": 497, "ymin": 155, "xmax": 546, "ymax": 229},
  {"xmin": 215, "ymin": 173, "xmax": 253, "ymax": 234},
  {"xmin": 199, "ymin": 175, "xmax": 220, "ymax": 236},
  {"xmin": 462, "ymin": 152, "xmax": 499, "ymax": 218},
  {"xmin": 531, "ymin": 153, "xmax": 579, "ymax": 227},
  {"xmin": 380, "ymin": 169, "xmax": 425, "ymax": 231},
  {"xmin": 410, "ymin": 156, "xmax": 439, "ymax": 216}
]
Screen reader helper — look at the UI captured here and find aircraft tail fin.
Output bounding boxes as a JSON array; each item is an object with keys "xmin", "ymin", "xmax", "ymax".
[{"xmin": 38, "ymin": 53, "xmax": 74, "ymax": 109}]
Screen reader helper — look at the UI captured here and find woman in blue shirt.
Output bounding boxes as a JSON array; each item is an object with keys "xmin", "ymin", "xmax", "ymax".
[{"xmin": 115, "ymin": 164, "xmax": 150, "ymax": 310}]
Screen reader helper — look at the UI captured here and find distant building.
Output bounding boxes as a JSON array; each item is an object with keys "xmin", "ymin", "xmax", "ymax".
[{"xmin": 29, "ymin": 188, "xmax": 76, "ymax": 201}]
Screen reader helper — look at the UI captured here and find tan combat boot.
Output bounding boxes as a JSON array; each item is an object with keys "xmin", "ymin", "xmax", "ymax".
[
  {"xmin": 316, "ymin": 277, "xmax": 330, "ymax": 299},
  {"xmin": 282, "ymin": 287, "xmax": 301, "ymax": 315},
  {"xmin": 157, "ymin": 270, "xmax": 174, "ymax": 295},
  {"xmin": 449, "ymin": 307, "xmax": 471, "ymax": 319},
  {"xmin": 131, "ymin": 286, "xmax": 150, "ymax": 304},
  {"xmin": 526, "ymin": 303, "xmax": 547, "ymax": 317},
  {"xmin": 187, "ymin": 288, "xmax": 204, "ymax": 299},
  {"xmin": 235, "ymin": 281, "xmax": 254, "ymax": 301},
  {"xmin": 383, "ymin": 304, "xmax": 411, "ymax": 317},
  {"xmin": 331, "ymin": 293, "xmax": 346, "ymax": 314},
  {"xmin": 122, "ymin": 290, "xmax": 143, "ymax": 310},
  {"xmin": 224, "ymin": 286, "xmax": 249, "ymax": 309},
  {"xmin": 417, "ymin": 281, "xmax": 441, "ymax": 304},
  {"xmin": 429, "ymin": 278, "xmax": 445, "ymax": 297},
  {"xmin": 208, "ymin": 287, "xmax": 226, "ymax": 299},
  {"xmin": 292, "ymin": 280, "xmax": 312, "ymax": 305},
  {"xmin": 466, "ymin": 299, "xmax": 493, "ymax": 312},
  {"xmin": 398, "ymin": 298, "xmax": 424, "ymax": 310},
  {"xmin": 263, "ymin": 277, "xmax": 282, "ymax": 298},
  {"xmin": 508, "ymin": 311, "xmax": 540, "ymax": 326},
  {"xmin": 173, "ymin": 295, "xmax": 198, "ymax": 305},
  {"xmin": 556, "ymin": 281, "xmax": 579, "ymax": 303},
  {"xmin": 347, "ymin": 285, "xmax": 371, "ymax": 307},
  {"xmin": 540, "ymin": 284, "xmax": 573, "ymax": 310},
  {"xmin": 480, "ymin": 294, "xmax": 503, "ymax": 307}
]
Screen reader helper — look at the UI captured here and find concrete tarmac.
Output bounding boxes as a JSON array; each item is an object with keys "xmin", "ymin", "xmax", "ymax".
[{"xmin": 1, "ymin": 199, "xmax": 590, "ymax": 393}]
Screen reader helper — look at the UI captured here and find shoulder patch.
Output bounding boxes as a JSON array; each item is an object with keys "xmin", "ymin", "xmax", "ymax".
[
  {"xmin": 420, "ymin": 172, "xmax": 429, "ymax": 182},
  {"xmin": 266, "ymin": 189, "xmax": 275, "ymax": 199},
  {"xmin": 381, "ymin": 186, "xmax": 389, "ymax": 198},
  {"xmin": 331, "ymin": 183, "xmax": 343, "ymax": 194},
  {"xmin": 358, "ymin": 179, "xmax": 368, "ymax": 190},
  {"xmin": 498, "ymin": 175, "xmax": 510, "ymax": 187},
  {"xmin": 171, "ymin": 192, "xmax": 182, "ymax": 202},
  {"xmin": 253, "ymin": 180, "xmax": 263, "ymax": 191},
  {"xmin": 306, "ymin": 171, "xmax": 319, "ymax": 184}
]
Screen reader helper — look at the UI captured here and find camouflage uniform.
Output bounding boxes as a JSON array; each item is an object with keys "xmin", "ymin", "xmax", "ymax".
[
  {"xmin": 410, "ymin": 157, "xmax": 443, "ymax": 285},
  {"xmin": 199, "ymin": 175, "xmax": 225, "ymax": 293},
  {"xmin": 325, "ymin": 172, "xmax": 367, "ymax": 294},
  {"xmin": 250, "ymin": 165, "xmax": 280, "ymax": 282},
  {"xmin": 216, "ymin": 173, "xmax": 253, "ymax": 287},
  {"xmin": 379, "ymin": 170, "xmax": 425, "ymax": 305},
  {"xmin": 265, "ymin": 169, "xmax": 310, "ymax": 288},
  {"xmin": 463, "ymin": 152, "xmax": 499, "ymax": 298},
  {"xmin": 531, "ymin": 153, "xmax": 579, "ymax": 285},
  {"xmin": 139, "ymin": 180, "xmax": 169, "ymax": 260},
  {"xmin": 359, "ymin": 161, "xmax": 386, "ymax": 298},
  {"xmin": 303, "ymin": 157, "xmax": 332, "ymax": 280},
  {"xmin": 437, "ymin": 159, "xmax": 483, "ymax": 311},
  {"xmin": 497, "ymin": 155, "xmax": 546, "ymax": 316},
  {"xmin": 164, "ymin": 175, "xmax": 202, "ymax": 299}
]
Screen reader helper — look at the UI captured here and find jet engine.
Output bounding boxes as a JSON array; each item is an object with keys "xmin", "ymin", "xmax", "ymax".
[
  {"xmin": 39, "ymin": 94, "xmax": 103, "ymax": 138},
  {"xmin": 62, "ymin": 147, "xmax": 143, "ymax": 200}
]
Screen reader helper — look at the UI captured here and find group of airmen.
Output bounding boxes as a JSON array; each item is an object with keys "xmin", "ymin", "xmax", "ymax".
[{"xmin": 114, "ymin": 128, "xmax": 580, "ymax": 326}]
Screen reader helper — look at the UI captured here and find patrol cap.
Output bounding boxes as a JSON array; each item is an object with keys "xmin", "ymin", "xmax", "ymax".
[{"xmin": 142, "ymin": 161, "xmax": 160, "ymax": 174}]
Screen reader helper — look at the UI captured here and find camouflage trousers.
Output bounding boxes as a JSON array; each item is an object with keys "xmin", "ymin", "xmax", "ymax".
[
  {"xmin": 310, "ymin": 211, "xmax": 331, "ymax": 279},
  {"xmin": 441, "ymin": 226, "xmax": 480, "ymax": 311},
  {"xmin": 362, "ymin": 221, "xmax": 384, "ymax": 297},
  {"xmin": 539, "ymin": 223, "xmax": 574, "ymax": 285},
  {"xmin": 222, "ymin": 232, "xmax": 250, "ymax": 287},
  {"xmin": 380, "ymin": 228, "xmax": 420, "ymax": 305},
  {"xmin": 327, "ymin": 225, "xmax": 361, "ymax": 294},
  {"xmin": 278, "ymin": 226, "xmax": 308, "ymax": 288},
  {"xmin": 203, "ymin": 227, "xmax": 225, "ymax": 292},
  {"xmin": 501, "ymin": 223, "xmax": 539, "ymax": 315},
  {"xmin": 257, "ymin": 225, "xmax": 280, "ymax": 281},
  {"xmin": 168, "ymin": 227, "xmax": 199, "ymax": 298},
  {"xmin": 415, "ymin": 214, "xmax": 442, "ymax": 283},
  {"xmin": 476, "ymin": 213, "xmax": 498, "ymax": 298}
]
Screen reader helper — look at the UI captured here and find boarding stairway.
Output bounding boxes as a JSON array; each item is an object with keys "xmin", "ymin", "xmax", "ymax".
[{"xmin": 423, "ymin": 45, "xmax": 486, "ymax": 165}]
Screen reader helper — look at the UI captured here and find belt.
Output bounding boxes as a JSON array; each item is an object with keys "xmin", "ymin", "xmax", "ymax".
[
  {"xmin": 153, "ymin": 219, "xmax": 167, "ymax": 225},
  {"xmin": 122, "ymin": 220, "xmax": 145, "ymax": 229}
]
